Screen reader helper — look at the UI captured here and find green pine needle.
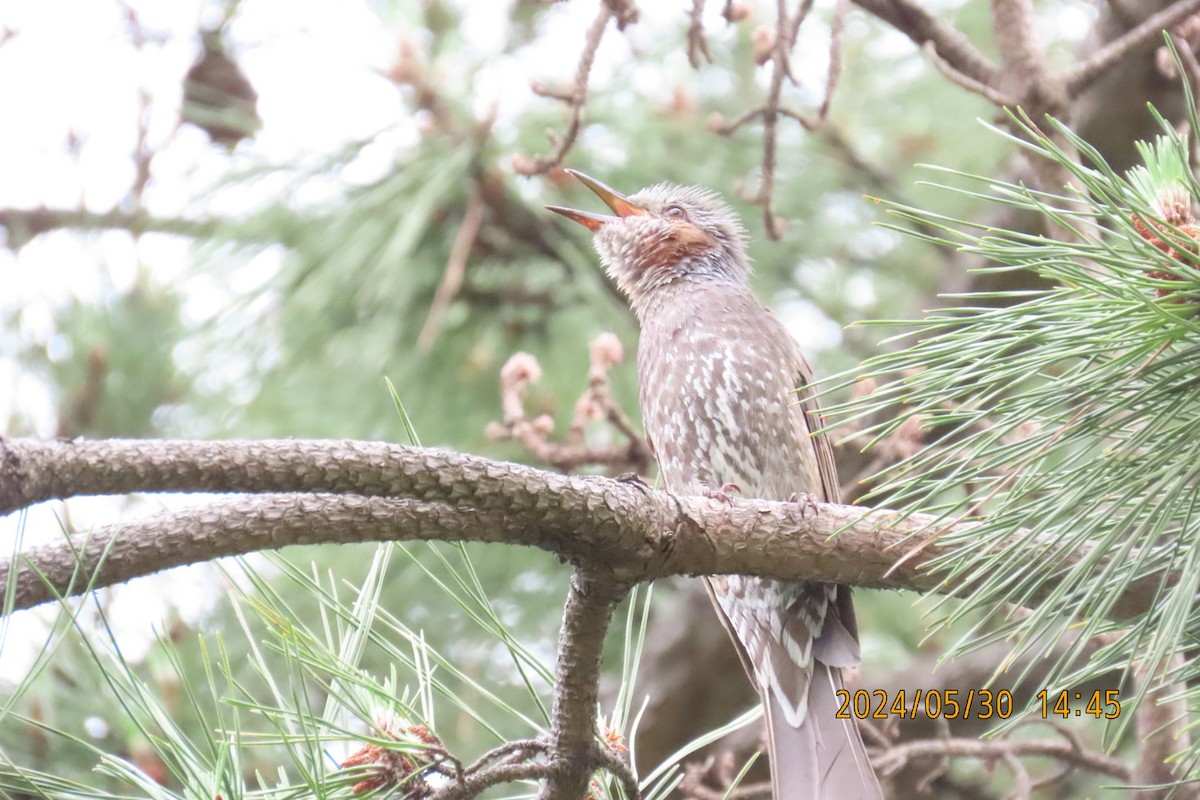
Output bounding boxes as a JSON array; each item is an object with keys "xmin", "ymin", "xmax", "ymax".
[
  {"xmin": 826, "ymin": 104, "xmax": 1200, "ymax": 772},
  {"xmin": 1128, "ymin": 134, "xmax": 1193, "ymax": 222}
]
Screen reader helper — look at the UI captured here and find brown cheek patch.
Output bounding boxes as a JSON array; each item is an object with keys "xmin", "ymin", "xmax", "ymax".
[
  {"xmin": 667, "ymin": 222, "xmax": 718, "ymax": 258},
  {"xmin": 629, "ymin": 223, "xmax": 717, "ymax": 279}
]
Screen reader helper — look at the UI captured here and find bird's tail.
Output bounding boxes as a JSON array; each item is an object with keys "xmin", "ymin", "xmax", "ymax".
[{"xmin": 764, "ymin": 662, "xmax": 882, "ymax": 800}]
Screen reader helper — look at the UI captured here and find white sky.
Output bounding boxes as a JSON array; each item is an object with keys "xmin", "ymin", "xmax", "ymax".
[{"xmin": 0, "ymin": 0, "xmax": 412, "ymax": 680}]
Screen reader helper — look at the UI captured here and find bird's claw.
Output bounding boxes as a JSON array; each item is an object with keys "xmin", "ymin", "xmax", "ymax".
[
  {"xmin": 616, "ymin": 472, "xmax": 652, "ymax": 494},
  {"xmin": 652, "ymin": 527, "xmax": 676, "ymax": 555},
  {"xmin": 704, "ymin": 482, "xmax": 741, "ymax": 506},
  {"xmin": 787, "ymin": 491, "xmax": 820, "ymax": 517}
]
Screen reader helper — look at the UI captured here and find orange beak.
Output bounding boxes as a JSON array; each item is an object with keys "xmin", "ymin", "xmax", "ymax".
[{"xmin": 546, "ymin": 169, "xmax": 646, "ymax": 231}]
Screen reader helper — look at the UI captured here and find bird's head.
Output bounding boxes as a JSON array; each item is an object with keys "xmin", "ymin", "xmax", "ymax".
[{"xmin": 547, "ymin": 170, "xmax": 750, "ymax": 307}]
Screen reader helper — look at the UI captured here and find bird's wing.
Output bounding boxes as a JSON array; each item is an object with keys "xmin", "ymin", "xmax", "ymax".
[
  {"xmin": 787, "ymin": 341, "xmax": 864, "ymax": 653},
  {"xmin": 790, "ymin": 346, "xmax": 841, "ymax": 504}
]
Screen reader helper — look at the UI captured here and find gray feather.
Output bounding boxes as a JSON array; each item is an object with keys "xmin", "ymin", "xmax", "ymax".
[
  {"xmin": 582, "ymin": 177, "xmax": 884, "ymax": 799},
  {"xmin": 767, "ymin": 664, "xmax": 883, "ymax": 800}
]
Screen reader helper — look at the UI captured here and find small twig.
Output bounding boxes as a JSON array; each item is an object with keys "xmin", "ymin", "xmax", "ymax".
[
  {"xmin": 858, "ymin": 718, "xmax": 893, "ymax": 749},
  {"xmin": 487, "ymin": 337, "xmax": 652, "ymax": 474},
  {"xmin": 531, "ymin": 83, "xmax": 576, "ymax": 102},
  {"xmin": 1016, "ymin": 721, "xmax": 1092, "ymax": 793},
  {"xmin": 780, "ymin": 0, "xmax": 817, "ymax": 84},
  {"xmin": 514, "ymin": 4, "xmax": 612, "ymax": 176},
  {"xmin": 593, "ymin": 744, "xmax": 639, "ymax": 800},
  {"xmin": 688, "ymin": 0, "xmax": 713, "ymax": 68},
  {"xmin": 118, "ymin": 2, "xmax": 154, "ymax": 208},
  {"xmin": 466, "ymin": 739, "xmax": 549, "ymax": 773},
  {"xmin": 817, "ymin": 0, "xmax": 850, "ymax": 120},
  {"xmin": 603, "ymin": 0, "xmax": 639, "ymax": 29},
  {"xmin": 754, "ymin": 0, "xmax": 810, "ymax": 237},
  {"xmin": 574, "ymin": 333, "xmax": 653, "ymax": 470},
  {"xmin": 417, "ymin": 183, "xmax": 487, "ymax": 351},
  {"xmin": 1027, "ymin": 758, "xmax": 1074, "ymax": 793},
  {"xmin": 708, "ymin": 107, "xmax": 766, "ymax": 135},
  {"xmin": 850, "ymin": 0, "xmax": 1000, "ymax": 87},
  {"xmin": 775, "ymin": 106, "xmax": 819, "ymax": 130},
  {"xmin": 432, "ymin": 750, "xmax": 466, "ymax": 785},
  {"xmin": 872, "ymin": 735, "xmax": 1132, "ymax": 782},
  {"xmin": 923, "ymin": 42, "xmax": 1018, "ymax": 106},
  {"xmin": 1064, "ymin": 0, "xmax": 1200, "ymax": 97},
  {"xmin": 710, "ymin": 0, "xmax": 840, "ymax": 238},
  {"xmin": 1002, "ymin": 750, "xmax": 1033, "ymax": 800},
  {"xmin": 679, "ymin": 753, "xmax": 770, "ymax": 800},
  {"xmin": 431, "ymin": 762, "xmax": 553, "ymax": 800}
]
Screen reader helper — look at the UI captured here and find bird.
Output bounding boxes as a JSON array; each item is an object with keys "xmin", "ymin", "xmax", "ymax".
[{"xmin": 548, "ymin": 171, "xmax": 883, "ymax": 800}]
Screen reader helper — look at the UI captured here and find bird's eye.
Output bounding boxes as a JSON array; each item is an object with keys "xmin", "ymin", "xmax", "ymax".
[{"xmin": 664, "ymin": 205, "xmax": 687, "ymax": 219}]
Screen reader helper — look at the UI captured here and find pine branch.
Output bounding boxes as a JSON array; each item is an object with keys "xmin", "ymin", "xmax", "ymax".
[
  {"xmin": 1064, "ymin": 0, "xmax": 1200, "ymax": 97},
  {"xmin": 0, "ymin": 437, "xmax": 1176, "ymax": 621},
  {"xmin": 539, "ymin": 571, "xmax": 629, "ymax": 800}
]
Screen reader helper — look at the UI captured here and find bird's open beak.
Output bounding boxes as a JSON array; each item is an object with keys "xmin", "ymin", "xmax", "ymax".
[{"xmin": 546, "ymin": 169, "xmax": 646, "ymax": 231}]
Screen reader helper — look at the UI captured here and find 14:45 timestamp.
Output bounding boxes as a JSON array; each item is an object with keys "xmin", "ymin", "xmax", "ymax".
[{"xmin": 1037, "ymin": 689, "xmax": 1121, "ymax": 719}]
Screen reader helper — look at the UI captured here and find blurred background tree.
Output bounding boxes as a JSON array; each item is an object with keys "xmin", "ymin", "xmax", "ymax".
[{"xmin": 2, "ymin": 0, "xmax": 1198, "ymax": 797}]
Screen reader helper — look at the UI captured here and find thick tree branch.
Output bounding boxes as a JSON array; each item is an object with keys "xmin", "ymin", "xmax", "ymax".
[
  {"xmin": 540, "ymin": 571, "xmax": 630, "ymax": 800},
  {"xmin": 852, "ymin": 0, "xmax": 1200, "ymax": 137},
  {"xmin": 0, "ymin": 437, "xmax": 1177, "ymax": 623},
  {"xmin": 990, "ymin": 0, "xmax": 1057, "ymax": 102},
  {"xmin": 987, "ymin": 0, "xmax": 1081, "ymax": 198},
  {"xmin": 3, "ymin": 494, "xmax": 566, "ymax": 612},
  {"xmin": 850, "ymin": 0, "xmax": 1000, "ymax": 88},
  {"xmin": 1064, "ymin": 0, "xmax": 1200, "ymax": 97}
]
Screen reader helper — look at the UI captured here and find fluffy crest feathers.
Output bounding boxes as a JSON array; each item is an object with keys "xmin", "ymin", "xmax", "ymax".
[{"xmin": 593, "ymin": 181, "xmax": 753, "ymax": 307}]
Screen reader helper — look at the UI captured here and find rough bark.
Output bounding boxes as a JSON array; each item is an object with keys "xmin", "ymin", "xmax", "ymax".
[
  {"xmin": 0, "ymin": 436, "xmax": 1173, "ymax": 623},
  {"xmin": 540, "ymin": 571, "xmax": 630, "ymax": 800}
]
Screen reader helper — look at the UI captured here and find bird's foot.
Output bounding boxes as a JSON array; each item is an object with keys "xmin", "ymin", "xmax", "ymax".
[
  {"xmin": 615, "ymin": 472, "xmax": 653, "ymax": 497},
  {"xmin": 703, "ymin": 482, "xmax": 741, "ymax": 505},
  {"xmin": 787, "ymin": 491, "xmax": 820, "ymax": 517}
]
